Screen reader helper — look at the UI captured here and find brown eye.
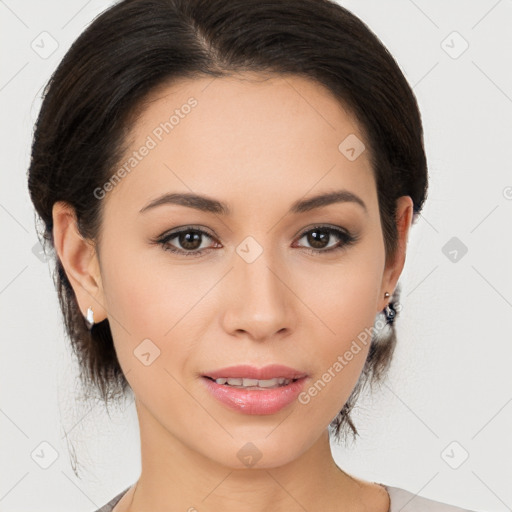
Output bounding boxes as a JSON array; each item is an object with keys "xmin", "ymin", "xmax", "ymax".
[
  {"xmin": 295, "ymin": 226, "xmax": 356, "ymax": 254},
  {"xmin": 176, "ymin": 231, "xmax": 203, "ymax": 250},
  {"xmin": 305, "ymin": 228, "xmax": 330, "ymax": 249},
  {"xmin": 157, "ymin": 227, "xmax": 219, "ymax": 257}
]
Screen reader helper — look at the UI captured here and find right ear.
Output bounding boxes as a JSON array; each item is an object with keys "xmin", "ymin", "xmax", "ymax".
[{"xmin": 51, "ymin": 201, "xmax": 108, "ymax": 324}]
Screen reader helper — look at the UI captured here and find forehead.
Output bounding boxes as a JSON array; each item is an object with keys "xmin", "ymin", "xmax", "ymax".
[{"xmin": 104, "ymin": 72, "xmax": 376, "ymax": 217}]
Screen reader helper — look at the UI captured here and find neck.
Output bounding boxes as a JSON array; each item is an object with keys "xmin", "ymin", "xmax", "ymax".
[{"xmin": 122, "ymin": 399, "xmax": 381, "ymax": 512}]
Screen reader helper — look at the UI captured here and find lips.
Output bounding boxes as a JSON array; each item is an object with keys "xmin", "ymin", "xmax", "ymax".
[
  {"xmin": 202, "ymin": 364, "xmax": 308, "ymax": 381},
  {"xmin": 201, "ymin": 373, "xmax": 308, "ymax": 415}
]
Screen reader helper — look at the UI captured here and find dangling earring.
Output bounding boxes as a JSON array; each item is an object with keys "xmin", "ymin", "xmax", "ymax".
[
  {"xmin": 85, "ymin": 306, "xmax": 95, "ymax": 330},
  {"xmin": 383, "ymin": 291, "xmax": 396, "ymax": 324},
  {"xmin": 384, "ymin": 303, "xmax": 396, "ymax": 324}
]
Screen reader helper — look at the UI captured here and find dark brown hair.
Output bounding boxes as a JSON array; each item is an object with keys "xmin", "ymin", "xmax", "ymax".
[{"xmin": 27, "ymin": 0, "xmax": 428, "ymax": 444}]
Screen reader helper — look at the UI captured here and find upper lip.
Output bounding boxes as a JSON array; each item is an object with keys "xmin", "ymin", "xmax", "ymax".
[{"xmin": 203, "ymin": 364, "xmax": 308, "ymax": 381}]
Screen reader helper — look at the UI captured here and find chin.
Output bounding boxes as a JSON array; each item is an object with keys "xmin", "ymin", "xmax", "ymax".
[{"xmin": 195, "ymin": 428, "xmax": 314, "ymax": 470}]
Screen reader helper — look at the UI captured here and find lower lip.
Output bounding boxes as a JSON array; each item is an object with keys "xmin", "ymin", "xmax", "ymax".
[{"xmin": 201, "ymin": 376, "xmax": 308, "ymax": 415}]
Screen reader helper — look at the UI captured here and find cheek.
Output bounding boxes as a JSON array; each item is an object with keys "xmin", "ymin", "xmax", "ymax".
[
  {"xmin": 101, "ymin": 233, "xmax": 198, "ymax": 334},
  {"xmin": 103, "ymin": 266, "xmax": 195, "ymax": 415},
  {"xmin": 302, "ymin": 251, "xmax": 382, "ymax": 343},
  {"xmin": 295, "ymin": 253, "xmax": 382, "ymax": 415},
  {"xmin": 100, "ymin": 239, "xmax": 212, "ymax": 393}
]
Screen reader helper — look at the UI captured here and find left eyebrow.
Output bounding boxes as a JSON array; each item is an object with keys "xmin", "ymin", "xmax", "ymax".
[
  {"xmin": 139, "ymin": 189, "xmax": 367, "ymax": 216},
  {"xmin": 290, "ymin": 190, "xmax": 367, "ymax": 215}
]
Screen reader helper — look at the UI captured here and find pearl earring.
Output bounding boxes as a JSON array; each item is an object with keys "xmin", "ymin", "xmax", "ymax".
[{"xmin": 85, "ymin": 306, "xmax": 95, "ymax": 330}]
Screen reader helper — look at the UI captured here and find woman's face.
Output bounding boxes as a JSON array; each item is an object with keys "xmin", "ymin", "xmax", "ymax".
[{"xmin": 91, "ymin": 73, "xmax": 411, "ymax": 468}]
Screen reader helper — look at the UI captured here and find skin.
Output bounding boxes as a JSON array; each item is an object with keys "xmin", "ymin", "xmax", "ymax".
[{"xmin": 52, "ymin": 73, "xmax": 413, "ymax": 511}]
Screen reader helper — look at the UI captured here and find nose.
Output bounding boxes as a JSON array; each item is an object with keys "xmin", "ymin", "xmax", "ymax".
[{"xmin": 220, "ymin": 245, "xmax": 296, "ymax": 342}]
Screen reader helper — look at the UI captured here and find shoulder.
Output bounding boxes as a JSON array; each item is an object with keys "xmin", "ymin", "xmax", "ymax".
[
  {"xmin": 380, "ymin": 483, "xmax": 478, "ymax": 512},
  {"xmin": 91, "ymin": 487, "xmax": 131, "ymax": 512},
  {"xmin": 93, "ymin": 482, "xmax": 478, "ymax": 512}
]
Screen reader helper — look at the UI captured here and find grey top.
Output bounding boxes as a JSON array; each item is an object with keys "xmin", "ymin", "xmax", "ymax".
[{"xmin": 92, "ymin": 483, "xmax": 477, "ymax": 512}]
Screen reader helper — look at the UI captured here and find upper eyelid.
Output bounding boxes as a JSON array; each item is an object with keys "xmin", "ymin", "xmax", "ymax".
[
  {"xmin": 160, "ymin": 224, "xmax": 348, "ymax": 237},
  {"xmin": 160, "ymin": 225, "xmax": 216, "ymax": 241}
]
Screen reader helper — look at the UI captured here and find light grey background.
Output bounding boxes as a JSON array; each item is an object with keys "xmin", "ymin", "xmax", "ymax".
[{"xmin": 1, "ymin": 1, "xmax": 511, "ymax": 511}]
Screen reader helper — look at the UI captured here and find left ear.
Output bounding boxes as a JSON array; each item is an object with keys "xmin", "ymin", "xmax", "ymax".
[{"xmin": 379, "ymin": 195, "xmax": 414, "ymax": 311}]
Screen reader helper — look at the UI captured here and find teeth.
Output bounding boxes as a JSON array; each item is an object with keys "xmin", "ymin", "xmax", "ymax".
[
  {"xmin": 256, "ymin": 378, "xmax": 290, "ymax": 388},
  {"xmin": 240, "ymin": 378, "xmax": 258, "ymax": 386},
  {"xmin": 214, "ymin": 377, "xmax": 292, "ymax": 388}
]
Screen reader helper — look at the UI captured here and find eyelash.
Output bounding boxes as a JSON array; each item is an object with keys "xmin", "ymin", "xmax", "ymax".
[{"xmin": 154, "ymin": 224, "xmax": 357, "ymax": 258}]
